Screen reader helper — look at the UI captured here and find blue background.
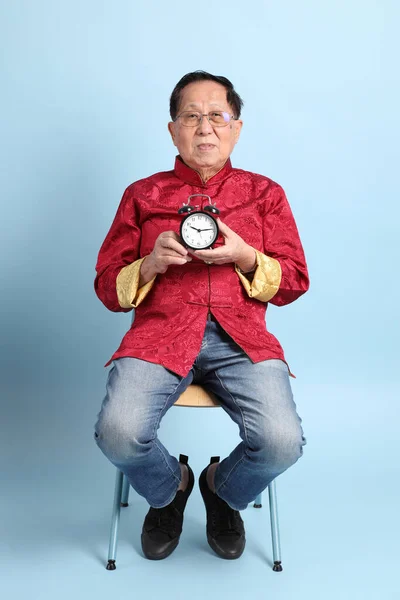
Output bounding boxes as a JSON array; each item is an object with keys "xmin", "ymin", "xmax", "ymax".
[{"xmin": 1, "ymin": 1, "xmax": 398, "ymax": 598}]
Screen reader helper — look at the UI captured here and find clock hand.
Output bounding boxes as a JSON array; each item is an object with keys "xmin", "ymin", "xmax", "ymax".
[
  {"xmin": 198, "ymin": 228, "xmax": 215, "ymax": 232},
  {"xmin": 189, "ymin": 225, "xmax": 202, "ymax": 233}
]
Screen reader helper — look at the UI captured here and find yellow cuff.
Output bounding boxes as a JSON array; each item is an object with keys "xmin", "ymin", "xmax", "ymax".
[
  {"xmin": 236, "ymin": 249, "xmax": 281, "ymax": 302},
  {"xmin": 116, "ymin": 257, "xmax": 156, "ymax": 308}
]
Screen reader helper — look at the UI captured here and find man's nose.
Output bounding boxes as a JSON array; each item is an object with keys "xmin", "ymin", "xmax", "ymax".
[{"xmin": 197, "ymin": 114, "xmax": 214, "ymax": 135}]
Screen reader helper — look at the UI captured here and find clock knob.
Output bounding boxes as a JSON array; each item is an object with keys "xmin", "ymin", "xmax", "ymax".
[
  {"xmin": 178, "ymin": 204, "xmax": 195, "ymax": 214},
  {"xmin": 204, "ymin": 204, "xmax": 220, "ymax": 215}
]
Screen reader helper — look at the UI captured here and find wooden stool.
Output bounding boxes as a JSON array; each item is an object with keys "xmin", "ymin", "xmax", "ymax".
[{"xmin": 173, "ymin": 384, "xmax": 220, "ymax": 407}]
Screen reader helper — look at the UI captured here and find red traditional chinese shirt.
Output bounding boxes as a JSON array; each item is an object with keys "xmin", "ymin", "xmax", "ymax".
[{"xmin": 95, "ymin": 157, "xmax": 309, "ymax": 377}]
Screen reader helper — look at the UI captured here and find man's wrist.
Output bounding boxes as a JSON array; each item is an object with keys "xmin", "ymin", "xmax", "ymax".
[
  {"xmin": 236, "ymin": 248, "xmax": 257, "ymax": 274},
  {"xmin": 139, "ymin": 254, "xmax": 158, "ymax": 286}
]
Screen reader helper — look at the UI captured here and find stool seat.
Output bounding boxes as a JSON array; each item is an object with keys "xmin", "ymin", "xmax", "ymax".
[{"xmin": 174, "ymin": 385, "xmax": 220, "ymax": 407}]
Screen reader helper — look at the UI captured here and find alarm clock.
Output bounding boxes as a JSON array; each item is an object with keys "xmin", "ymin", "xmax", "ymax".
[{"xmin": 178, "ymin": 194, "xmax": 220, "ymax": 251}]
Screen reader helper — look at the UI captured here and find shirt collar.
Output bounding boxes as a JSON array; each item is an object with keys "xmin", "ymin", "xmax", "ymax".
[{"xmin": 174, "ymin": 155, "xmax": 233, "ymax": 186}]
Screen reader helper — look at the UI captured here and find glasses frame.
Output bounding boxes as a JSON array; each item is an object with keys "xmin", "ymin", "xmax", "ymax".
[{"xmin": 174, "ymin": 111, "xmax": 237, "ymax": 128}]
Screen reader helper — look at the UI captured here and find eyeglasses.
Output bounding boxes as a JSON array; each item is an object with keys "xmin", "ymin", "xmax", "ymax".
[{"xmin": 174, "ymin": 111, "xmax": 236, "ymax": 127}]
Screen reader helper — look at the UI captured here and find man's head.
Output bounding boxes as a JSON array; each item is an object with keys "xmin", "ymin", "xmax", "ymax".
[
  {"xmin": 169, "ymin": 71, "xmax": 243, "ymax": 121},
  {"xmin": 168, "ymin": 71, "xmax": 244, "ymax": 181}
]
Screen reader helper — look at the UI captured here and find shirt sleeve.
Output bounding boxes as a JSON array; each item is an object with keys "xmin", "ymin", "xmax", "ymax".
[
  {"xmin": 235, "ymin": 249, "xmax": 282, "ymax": 302},
  {"xmin": 94, "ymin": 186, "xmax": 149, "ymax": 312},
  {"xmin": 263, "ymin": 184, "xmax": 309, "ymax": 306},
  {"xmin": 236, "ymin": 183, "xmax": 309, "ymax": 306},
  {"xmin": 116, "ymin": 257, "xmax": 157, "ymax": 308}
]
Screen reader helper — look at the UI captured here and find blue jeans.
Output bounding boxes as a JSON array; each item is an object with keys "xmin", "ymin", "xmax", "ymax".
[{"xmin": 94, "ymin": 320, "xmax": 306, "ymax": 511}]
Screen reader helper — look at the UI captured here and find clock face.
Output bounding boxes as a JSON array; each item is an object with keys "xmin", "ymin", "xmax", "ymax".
[{"xmin": 180, "ymin": 212, "xmax": 219, "ymax": 250}]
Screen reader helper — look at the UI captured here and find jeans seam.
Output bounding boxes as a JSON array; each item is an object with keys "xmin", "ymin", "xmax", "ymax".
[
  {"xmin": 154, "ymin": 439, "xmax": 181, "ymax": 486},
  {"xmin": 214, "ymin": 369, "xmax": 250, "ymax": 446},
  {"xmin": 149, "ymin": 377, "xmax": 189, "ymax": 485},
  {"xmin": 215, "ymin": 453, "xmax": 247, "ymax": 495},
  {"xmin": 149, "ymin": 484, "xmax": 179, "ymax": 509},
  {"xmin": 213, "ymin": 369, "xmax": 250, "ymax": 490}
]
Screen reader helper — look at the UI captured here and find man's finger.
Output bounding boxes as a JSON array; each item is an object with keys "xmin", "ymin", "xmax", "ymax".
[
  {"xmin": 160, "ymin": 239, "xmax": 188, "ymax": 256},
  {"xmin": 194, "ymin": 250, "xmax": 227, "ymax": 262},
  {"xmin": 216, "ymin": 219, "xmax": 233, "ymax": 237},
  {"xmin": 166, "ymin": 231, "xmax": 182, "ymax": 242}
]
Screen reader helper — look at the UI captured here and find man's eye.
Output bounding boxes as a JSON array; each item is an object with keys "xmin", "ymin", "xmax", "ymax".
[{"xmin": 187, "ymin": 113, "xmax": 199, "ymax": 119}]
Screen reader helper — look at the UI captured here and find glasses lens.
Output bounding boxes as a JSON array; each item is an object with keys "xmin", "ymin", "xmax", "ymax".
[
  {"xmin": 178, "ymin": 111, "xmax": 233, "ymax": 127},
  {"xmin": 208, "ymin": 111, "xmax": 231, "ymax": 126},
  {"xmin": 179, "ymin": 112, "xmax": 201, "ymax": 126}
]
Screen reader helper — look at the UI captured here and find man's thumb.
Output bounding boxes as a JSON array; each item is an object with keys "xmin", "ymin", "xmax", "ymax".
[{"xmin": 217, "ymin": 218, "xmax": 231, "ymax": 237}]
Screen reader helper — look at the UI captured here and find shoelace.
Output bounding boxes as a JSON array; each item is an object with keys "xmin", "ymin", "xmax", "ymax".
[
  {"xmin": 210, "ymin": 500, "xmax": 243, "ymax": 537},
  {"xmin": 147, "ymin": 505, "xmax": 180, "ymax": 537}
]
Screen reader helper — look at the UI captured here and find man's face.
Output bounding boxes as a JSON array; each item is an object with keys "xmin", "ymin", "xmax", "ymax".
[{"xmin": 168, "ymin": 81, "xmax": 242, "ymax": 176}]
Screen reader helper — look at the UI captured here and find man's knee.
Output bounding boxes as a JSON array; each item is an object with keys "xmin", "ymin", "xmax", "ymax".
[
  {"xmin": 249, "ymin": 424, "xmax": 306, "ymax": 469},
  {"xmin": 94, "ymin": 411, "xmax": 151, "ymax": 464}
]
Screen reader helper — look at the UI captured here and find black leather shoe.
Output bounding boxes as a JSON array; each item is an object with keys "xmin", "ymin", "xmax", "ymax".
[
  {"xmin": 141, "ymin": 454, "xmax": 194, "ymax": 560},
  {"xmin": 199, "ymin": 456, "xmax": 246, "ymax": 559}
]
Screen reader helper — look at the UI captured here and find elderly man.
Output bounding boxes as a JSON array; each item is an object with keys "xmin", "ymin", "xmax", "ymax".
[{"xmin": 94, "ymin": 71, "xmax": 309, "ymax": 561}]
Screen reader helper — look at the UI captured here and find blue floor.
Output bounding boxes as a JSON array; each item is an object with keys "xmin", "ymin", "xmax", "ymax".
[{"xmin": 2, "ymin": 382, "xmax": 398, "ymax": 600}]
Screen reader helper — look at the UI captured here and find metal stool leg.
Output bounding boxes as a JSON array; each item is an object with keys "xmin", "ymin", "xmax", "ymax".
[
  {"xmin": 121, "ymin": 475, "xmax": 130, "ymax": 507},
  {"xmin": 268, "ymin": 480, "xmax": 283, "ymax": 572},
  {"xmin": 253, "ymin": 492, "xmax": 263, "ymax": 508},
  {"xmin": 106, "ymin": 470, "xmax": 124, "ymax": 570}
]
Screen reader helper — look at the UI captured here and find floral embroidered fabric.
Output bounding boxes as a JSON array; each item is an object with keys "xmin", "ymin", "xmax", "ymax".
[{"xmin": 95, "ymin": 157, "xmax": 309, "ymax": 376}]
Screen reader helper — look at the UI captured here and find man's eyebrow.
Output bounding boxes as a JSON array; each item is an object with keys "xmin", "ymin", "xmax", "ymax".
[{"xmin": 183, "ymin": 102, "xmax": 224, "ymax": 109}]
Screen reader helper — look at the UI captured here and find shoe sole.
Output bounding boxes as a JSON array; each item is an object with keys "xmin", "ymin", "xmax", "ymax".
[
  {"xmin": 207, "ymin": 533, "xmax": 246, "ymax": 560},
  {"xmin": 141, "ymin": 534, "xmax": 180, "ymax": 560}
]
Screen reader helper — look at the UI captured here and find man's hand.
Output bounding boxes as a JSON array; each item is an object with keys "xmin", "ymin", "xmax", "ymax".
[
  {"xmin": 140, "ymin": 231, "xmax": 191, "ymax": 285},
  {"xmin": 193, "ymin": 219, "xmax": 257, "ymax": 272}
]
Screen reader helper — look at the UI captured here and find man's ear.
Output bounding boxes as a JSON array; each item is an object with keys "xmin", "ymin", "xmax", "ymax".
[
  {"xmin": 168, "ymin": 122, "xmax": 177, "ymax": 146},
  {"xmin": 234, "ymin": 119, "xmax": 243, "ymax": 144}
]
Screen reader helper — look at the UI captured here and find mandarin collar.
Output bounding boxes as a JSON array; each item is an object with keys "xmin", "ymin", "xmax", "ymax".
[{"xmin": 174, "ymin": 155, "xmax": 233, "ymax": 187}]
